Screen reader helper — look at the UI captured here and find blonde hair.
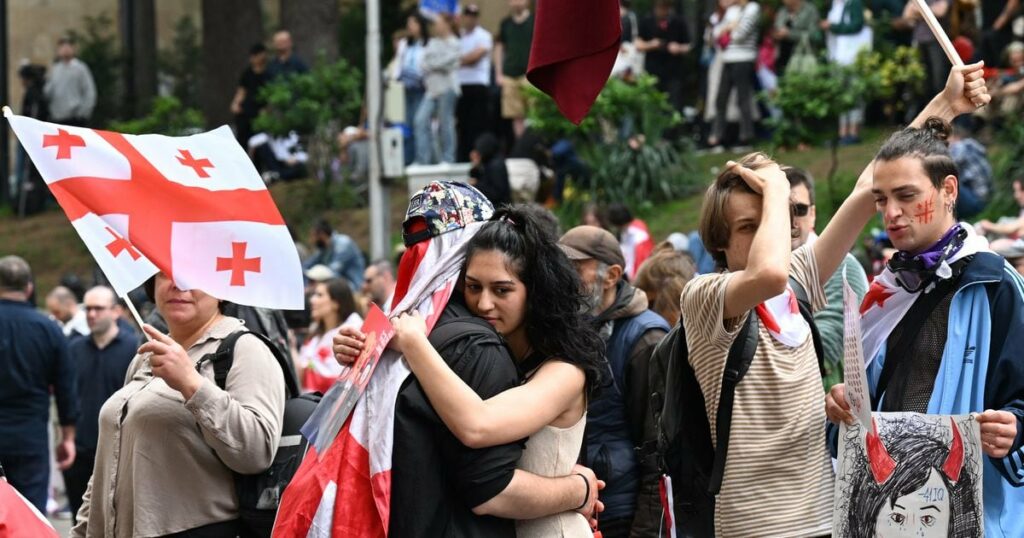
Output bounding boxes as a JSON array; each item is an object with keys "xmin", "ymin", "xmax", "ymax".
[{"xmin": 634, "ymin": 250, "xmax": 696, "ymax": 325}]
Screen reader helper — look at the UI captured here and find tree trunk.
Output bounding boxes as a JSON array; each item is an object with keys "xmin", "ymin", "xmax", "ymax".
[
  {"xmin": 128, "ymin": 0, "xmax": 157, "ymax": 116},
  {"xmin": 200, "ymin": 0, "xmax": 263, "ymax": 128},
  {"xmin": 281, "ymin": 0, "xmax": 339, "ymax": 65}
]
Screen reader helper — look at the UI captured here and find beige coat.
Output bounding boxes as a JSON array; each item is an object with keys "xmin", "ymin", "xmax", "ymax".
[{"xmin": 72, "ymin": 316, "xmax": 285, "ymax": 538}]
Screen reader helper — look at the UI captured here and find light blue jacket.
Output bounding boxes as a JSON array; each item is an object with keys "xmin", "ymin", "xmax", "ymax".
[{"xmin": 865, "ymin": 253, "xmax": 1024, "ymax": 537}]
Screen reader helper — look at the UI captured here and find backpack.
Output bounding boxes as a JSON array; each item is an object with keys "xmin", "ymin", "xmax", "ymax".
[
  {"xmin": 647, "ymin": 278, "xmax": 823, "ymax": 537},
  {"xmin": 199, "ymin": 330, "xmax": 322, "ymax": 538}
]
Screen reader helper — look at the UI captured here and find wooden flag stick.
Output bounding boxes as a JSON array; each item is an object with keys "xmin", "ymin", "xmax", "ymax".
[
  {"xmin": 911, "ymin": 0, "xmax": 963, "ymax": 67},
  {"xmin": 120, "ymin": 292, "xmax": 153, "ymax": 341}
]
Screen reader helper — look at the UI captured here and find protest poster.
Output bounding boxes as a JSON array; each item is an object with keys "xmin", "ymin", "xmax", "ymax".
[
  {"xmin": 832, "ymin": 413, "xmax": 984, "ymax": 537},
  {"xmin": 843, "ymin": 269, "xmax": 873, "ymax": 430}
]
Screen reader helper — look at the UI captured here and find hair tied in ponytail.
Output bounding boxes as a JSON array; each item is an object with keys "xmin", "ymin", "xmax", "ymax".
[{"xmin": 923, "ymin": 116, "xmax": 952, "ymax": 144}]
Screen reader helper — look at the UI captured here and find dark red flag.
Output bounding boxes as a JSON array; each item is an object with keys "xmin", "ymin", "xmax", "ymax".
[{"xmin": 527, "ymin": 0, "xmax": 622, "ymax": 125}]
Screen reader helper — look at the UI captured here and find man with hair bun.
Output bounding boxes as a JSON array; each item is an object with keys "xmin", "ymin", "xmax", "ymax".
[
  {"xmin": 678, "ymin": 62, "xmax": 991, "ymax": 537},
  {"xmin": 827, "ymin": 64, "xmax": 1024, "ymax": 537}
]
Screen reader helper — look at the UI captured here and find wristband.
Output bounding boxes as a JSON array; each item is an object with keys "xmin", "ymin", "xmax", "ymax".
[{"xmin": 574, "ymin": 472, "xmax": 591, "ymax": 511}]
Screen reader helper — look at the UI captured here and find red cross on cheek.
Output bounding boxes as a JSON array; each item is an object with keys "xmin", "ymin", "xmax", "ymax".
[
  {"xmin": 43, "ymin": 129, "xmax": 86, "ymax": 159},
  {"xmin": 176, "ymin": 149, "xmax": 215, "ymax": 178},
  {"xmin": 216, "ymin": 241, "xmax": 262, "ymax": 286}
]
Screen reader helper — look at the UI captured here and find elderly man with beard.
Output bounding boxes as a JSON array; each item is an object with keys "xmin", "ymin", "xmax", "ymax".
[
  {"xmin": 559, "ymin": 225, "xmax": 670, "ymax": 537},
  {"xmin": 63, "ymin": 286, "xmax": 138, "ymax": 523}
]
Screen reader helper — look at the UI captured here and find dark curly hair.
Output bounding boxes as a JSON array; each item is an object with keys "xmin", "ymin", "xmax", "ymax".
[{"xmin": 463, "ymin": 205, "xmax": 605, "ymax": 398}]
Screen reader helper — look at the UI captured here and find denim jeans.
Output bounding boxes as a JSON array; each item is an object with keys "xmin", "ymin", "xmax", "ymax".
[
  {"xmin": 404, "ymin": 86, "xmax": 425, "ymax": 165},
  {"xmin": 1, "ymin": 451, "xmax": 49, "ymax": 513},
  {"xmin": 415, "ymin": 89, "xmax": 458, "ymax": 164}
]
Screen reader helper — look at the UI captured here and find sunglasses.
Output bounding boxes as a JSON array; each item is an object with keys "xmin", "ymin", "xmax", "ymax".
[{"xmin": 792, "ymin": 203, "xmax": 811, "ymax": 217}]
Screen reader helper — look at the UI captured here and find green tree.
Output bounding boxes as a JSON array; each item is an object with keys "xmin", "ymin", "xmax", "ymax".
[
  {"xmin": 253, "ymin": 58, "xmax": 363, "ymax": 182},
  {"xmin": 158, "ymin": 16, "xmax": 202, "ymax": 110},
  {"xmin": 526, "ymin": 75, "xmax": 700, "ymax": 215}
]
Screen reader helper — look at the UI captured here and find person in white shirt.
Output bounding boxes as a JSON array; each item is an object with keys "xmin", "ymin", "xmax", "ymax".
[
  {"xmin": 457, "ymin": 4, "xmax": 494, "ymax": 162},
  {"xmin": 44, "ymin": 37, "xmax": 96, "ymax": 126}
]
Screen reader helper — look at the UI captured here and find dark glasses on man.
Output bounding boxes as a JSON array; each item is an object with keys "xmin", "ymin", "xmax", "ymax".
[{"xmin": 792, "ymin": 203, "xmax": 811, "ymax": 217}]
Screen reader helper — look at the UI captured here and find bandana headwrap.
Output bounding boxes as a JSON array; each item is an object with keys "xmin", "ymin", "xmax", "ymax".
[{"xmin": 275, "ymin": 181, "xmax": 493, "ymax": 537}]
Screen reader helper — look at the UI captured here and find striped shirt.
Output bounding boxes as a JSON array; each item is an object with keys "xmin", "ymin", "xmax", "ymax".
[{"xmin": 679, "ymin": 245, "xmax": 833, "ymax": 537}]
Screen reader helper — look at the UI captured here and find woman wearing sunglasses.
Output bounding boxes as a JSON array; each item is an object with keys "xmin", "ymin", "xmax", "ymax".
[{"xmin": 825, "ymin": 63, "xmax": 1024, "ymax": 537}]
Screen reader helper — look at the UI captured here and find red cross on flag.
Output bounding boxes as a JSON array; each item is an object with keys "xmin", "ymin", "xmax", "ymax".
[{"xmin": 5, "ymin": 111, "xmax": 304, "ymax": 310}]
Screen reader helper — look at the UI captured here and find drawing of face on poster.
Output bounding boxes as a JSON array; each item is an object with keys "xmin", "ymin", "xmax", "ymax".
[{"xmin": 833, "ymin": 413, "xmax": 983, "ymax": 538}]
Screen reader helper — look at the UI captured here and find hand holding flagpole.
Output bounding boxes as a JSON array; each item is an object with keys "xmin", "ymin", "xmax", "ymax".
[{"xmin": 911, "ymin": 0, "xmax": 963, "ymax": 67}]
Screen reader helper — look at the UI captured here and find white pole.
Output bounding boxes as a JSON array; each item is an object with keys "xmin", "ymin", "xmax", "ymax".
[
  {"xmin": 911, "ymin": 0, "xmax": 963, "ymax": 67},
  {"xmin": 120, "ymin": 292, "xmax": 152, "ymax": 341},
  {"xmin": 366, "ymin": 0, "xmax": 388, "ymax": 261}
]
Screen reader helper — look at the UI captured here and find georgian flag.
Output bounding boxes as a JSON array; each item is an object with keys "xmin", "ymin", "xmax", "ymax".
[
  {"xmin": 757, "ymin": 286, "xmax": 811, "ymax": 348},
  {"xmin": 4, "ymin": 111, "xmax": 303, "ymax": 309},
  {"xmin": 274, "ymin": 222, "xmax": 483, "ymax": 537},
  {"xmin": 0, "ymin": 478, "xmax": 59, "ymax": 537}
]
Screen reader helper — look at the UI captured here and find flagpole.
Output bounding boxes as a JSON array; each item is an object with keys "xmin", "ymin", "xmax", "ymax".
[
  {"xmin": 911, "ymin": 0, "xmax": 963, "ymax": 67},
  {"xmin": 120, "ymin": 292, "xmax": 151, "ymax": 341},
  {"xmin": 366, "ymin": 0, "xmax": 388, "ymax": 262}
]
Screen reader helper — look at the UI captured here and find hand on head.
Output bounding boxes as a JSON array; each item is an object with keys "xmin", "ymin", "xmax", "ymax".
[{"xmin": 726, "ymin": 156, "xmax": 788, "ymax": 195}]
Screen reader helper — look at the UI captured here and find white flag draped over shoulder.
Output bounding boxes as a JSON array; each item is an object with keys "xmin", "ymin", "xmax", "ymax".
[{"xmin": 5, "ymin": 111, "xmax": 303, "ymax": 310}]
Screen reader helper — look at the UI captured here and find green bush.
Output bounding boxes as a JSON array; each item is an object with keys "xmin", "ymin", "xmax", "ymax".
[
  {"xmin": 526, "ymin": 75, "xmax": 699, "ymax": 213},
  {"xmin": 853, "ymin": 46, "xmax": 925, "ymax": 119},
  {"xmin": 158, "ymin": 16, "xmax": 202, "ymax": 110},
  {"xmin": 252, "ymin": 58, "xmax": 363, "ymax": 183},
  {"xmin": 108, "ymin": 96, "xmax": 204, "ymax": 136},
  {"xmin": 769, "ymin": 62, "xmax": 869, "ymax": 148},
  {"xmin": 253, "ymin": 58, "xmax": 363, "ymax": 137}
]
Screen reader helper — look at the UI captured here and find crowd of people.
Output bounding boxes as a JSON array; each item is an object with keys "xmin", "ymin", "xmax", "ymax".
[
  {"xmin": 5, "ymin": 1, "xmax": 1024, "ymax": 536},
  {"xmin": 3, "ymin": 61, "xmax": 1024, "ymax": 537}
]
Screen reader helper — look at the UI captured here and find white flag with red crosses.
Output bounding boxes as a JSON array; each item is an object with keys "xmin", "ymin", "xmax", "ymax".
[{"xmin": 5, "ymin": 111, "xmax": 304, "ymax": 310}]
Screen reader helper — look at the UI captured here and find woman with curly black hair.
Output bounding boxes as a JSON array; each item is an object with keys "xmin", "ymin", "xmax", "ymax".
[{"xmin": 336, "ymin": 205, "xmax": 604, "ymax": 536}]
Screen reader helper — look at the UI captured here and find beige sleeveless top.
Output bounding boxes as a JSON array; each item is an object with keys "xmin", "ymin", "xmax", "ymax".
[{"xmin": 515, "ymin": 413, "xmax": 592, "ymax": 537}]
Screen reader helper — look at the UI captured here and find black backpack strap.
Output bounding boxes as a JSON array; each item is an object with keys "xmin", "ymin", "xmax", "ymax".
[
  {"xmin": 708, "ymin": 310, "xmax": 759, "ymax": 495},
  {"xmin": 789, "ymin": 277, "xmax": 826, "ymax": 377},
  {"xmin": 198, "ymin": 330, "xmax": 300, "ymax": 399}
]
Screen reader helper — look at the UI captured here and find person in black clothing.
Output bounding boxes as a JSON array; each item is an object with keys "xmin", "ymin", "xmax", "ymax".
[
  {"xmin": 635, "ymin": 0, "xmax": 692, "ymax": 112},
  {"xmin": 268, "ymin": 30, "xmax": 309, "ymax": 79},
  {"xmin": 0, "ymin": 256, "xmax": 78, "ymax": 513},
  {"xmin": 231, "ymin": 43, "xmax": 270, "ymax": 147},
  {"xmin": 15, "ymin": 64, "xmax": 50, "ymax": 214},
  {"xmin": 979, "ymin": 0, "xmax": 1021, "ymax": 67},
  {"xmin": 469, "ymin": 133, "xmax": 512, "ymax": 206},
  {"xmin": 63, "ymin": 286, "xmax": 138, "ymax": 524}
]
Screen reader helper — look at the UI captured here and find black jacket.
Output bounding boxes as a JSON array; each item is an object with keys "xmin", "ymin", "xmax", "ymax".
[{"xmin": 389, "ymin": 294, "xmax": 523, "ymax": 538}]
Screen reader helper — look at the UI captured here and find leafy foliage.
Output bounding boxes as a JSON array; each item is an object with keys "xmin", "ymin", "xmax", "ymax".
[
  {"xmin": 984, "ymin": 119, "xmax": 1024, "ymax": 218},
  {"xmin": 107, "ymin": 96, "xmax": 204, "ymax": 136},
  {"xmin": 853, "ymin": 46, "xmax": 925, "ymax": 115},
  {"xmin": 526, "ymin": 75, "xmax": 699, "ymax": 214},
  {"xmin": 769, "ymin": 62, "xmax": 869, "ymax": 148},
  {"xmin": 252, "ymin": 58, "xmax": 363, "ymax": 136},
  {"xmin": 158, "ymin": 16, "xmax": 202, "ymax": 110},
  {"xmin": 66, "ymin": 13, "xmax": 123, "ymax": 126}
]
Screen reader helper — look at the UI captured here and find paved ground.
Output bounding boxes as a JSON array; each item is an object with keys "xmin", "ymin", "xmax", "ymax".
[{"xmin": 50, "ymin": 514, "xmax": 72, "ymax": 535}]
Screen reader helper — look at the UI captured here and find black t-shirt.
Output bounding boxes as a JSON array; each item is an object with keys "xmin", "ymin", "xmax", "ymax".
[
  {"xmin": 389, "ymin": 294, "xmax": 522, "ymax": 538},
  {"xmin": 238, "ymin": 67, "xmax": 270, "ymax": 117},
  {"xmin": 497, "ymin": 14, "xmax": 535, "ymax": 78},
  {"xmin": 638, "ymin": 15, "xmax": 690, "ymax": 80}
]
